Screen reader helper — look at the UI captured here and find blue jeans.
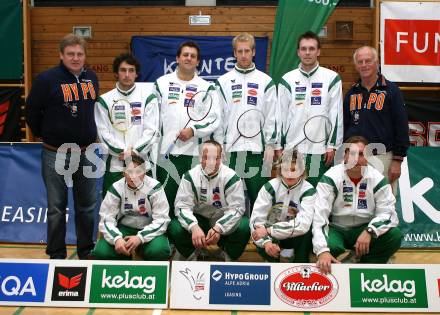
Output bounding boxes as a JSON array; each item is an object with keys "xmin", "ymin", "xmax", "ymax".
[{"xmin": 42, "ymin": 148, "xmax": 96, "ymax": 259}]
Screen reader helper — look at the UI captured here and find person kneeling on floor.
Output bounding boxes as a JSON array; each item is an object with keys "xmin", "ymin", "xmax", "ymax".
[
  {"xmin": 313, "ymin": 136, "xmax": 403, "ymax": 273},
  {"xmin": 168, "ymin": 140, "xmax": 250, "ymax": 261},
  {"xmin": 251, "ymin": 149, "xmax": 316, "ymax": 263},
  {"xmin": 90, "ymin": 155, "xmax": 171, "ymax": 260}
]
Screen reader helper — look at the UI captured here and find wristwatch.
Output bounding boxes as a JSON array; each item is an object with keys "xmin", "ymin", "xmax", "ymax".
[{"xmin": 365, "ymin": 227, "xmax": 376, "ymax": 238}]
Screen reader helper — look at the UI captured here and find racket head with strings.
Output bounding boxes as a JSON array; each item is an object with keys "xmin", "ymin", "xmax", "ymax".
[
  {"xmin": 164, "ymin": 90, "xmax": 213, "ymax": 159},
  {"xmin": 186, "ymin": 90, "xmax": 213, "ymax": 123},
  {"xmin": 303, "ymin": 114, "xmax": 332, "ymax": 144},
  {"xmin": 110, "ymin": 99, "xmax": 133, "ymax": 133},
  {"xmin": 231, "ymin": 108, "xmax": 265, "ymax": 147}
]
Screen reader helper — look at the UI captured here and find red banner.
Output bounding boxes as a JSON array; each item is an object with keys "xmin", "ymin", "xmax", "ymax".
[{"xmin": 384, "ymin": 19, "xmax": 440, "ymax": 66}]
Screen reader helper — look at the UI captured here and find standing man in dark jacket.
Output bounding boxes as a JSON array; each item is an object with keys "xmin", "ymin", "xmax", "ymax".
[
  {"xmin": 26, "ymin": 34, "xmax": 99, "ymax": 259},
  {"xmin": 344, "ymin": 46, "xmax": 409, "ymax": 190}
]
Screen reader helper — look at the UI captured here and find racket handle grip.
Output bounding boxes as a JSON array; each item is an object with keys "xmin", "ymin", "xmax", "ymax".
[{"xmin": 164, "ymin": 142, "xmax": 174, "ymax": 159}]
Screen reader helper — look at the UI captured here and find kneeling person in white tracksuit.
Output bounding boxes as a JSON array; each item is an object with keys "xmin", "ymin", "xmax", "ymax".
[
  {"xmin": 313, "ymin": 136, "xmax": 403, "ymax": 273},
  {"xmin": 91, "ymin": 155, "xmax": 171, "ymax": 260},
  {"xmin": 168, "ymin": 140, "xmax": 250, "ymax": 261},
  {"xmin": 251, "ymin": 150, "xmax": 315, "ymax": 262}
]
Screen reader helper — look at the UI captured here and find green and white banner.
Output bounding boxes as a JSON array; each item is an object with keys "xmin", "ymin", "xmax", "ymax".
[
  {"xmin": 269, "ymin": 0, "xmax": 340, "ymax": 83},
  {"xmin": 397, "ymin": 147, "xmax": 440, "ymax": 248}
]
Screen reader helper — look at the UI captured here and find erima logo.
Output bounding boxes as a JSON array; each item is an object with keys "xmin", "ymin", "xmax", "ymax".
[
  {"xmin": 212, "ymin": 270, "xmax": 223, "ymax": 282},
  {"xmin": 58, "ymin": 273, "xmax": 82, "ymax": 289}
]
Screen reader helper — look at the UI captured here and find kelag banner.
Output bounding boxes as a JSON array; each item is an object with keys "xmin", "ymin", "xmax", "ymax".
[
  {"xmin": 0, "ymin": 143, "xmax": 101, "ymax": 244},
  {"xmin": 130, "ymin": 36, "xmax": 268, "ymax": 82}
]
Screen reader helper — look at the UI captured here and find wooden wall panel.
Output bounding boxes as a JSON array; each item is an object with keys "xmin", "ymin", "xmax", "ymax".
[{"xmin": 30, "ymin": 6, "xmax": 372, "ymax": 94}]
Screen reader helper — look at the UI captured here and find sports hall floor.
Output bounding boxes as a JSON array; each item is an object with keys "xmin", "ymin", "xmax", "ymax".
[{"xmin": 0, "ymin": 244, "xmax": 439, "ymax": 315}]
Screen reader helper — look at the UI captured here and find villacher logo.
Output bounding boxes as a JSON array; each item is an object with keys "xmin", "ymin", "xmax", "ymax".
[
  {"xmin": 51, "ymin": 267, "xmax": 87, "ymax": 301},
  {"xmin": 274, "ymin": 265, "xmax": 338, "ymax": 308}
]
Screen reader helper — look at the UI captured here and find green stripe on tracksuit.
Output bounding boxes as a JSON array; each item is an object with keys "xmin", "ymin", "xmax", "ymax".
[{"xmin": 91, "ymin": 224, "xmax": 170, "ymax": 260}]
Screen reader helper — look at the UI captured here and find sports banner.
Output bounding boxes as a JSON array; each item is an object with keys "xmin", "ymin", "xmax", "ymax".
[
  {"xmin": 130, "ymin": 36, "xmax": 268, "ymax": 82},
  {"xmin": 0, "ymin": 143, "xmax": 102, "ymax": 245},
  {"xmin": 380, "ymin": 1, "xmax": 440, "ymax": 83},
  {"xmin": 170, "ymin": 261, "xmax": 440, "ymax": 312},
  {"xmin": 0, "ymin": 0, "xmax": 23, "ymax": 80},
  {"xmin": 397, "ymin": 147, "xmax": 440, "ymax": 248},
  {"xmin": 0, "ymin": 259, "xmax": 169, "ymax": 309},
  {"xmin": 269, "ymin": 0, "xmax": 340, "ymax": 84},
  {"xmin": 0, "ymin": 88, "xmax": 22, "ymax": 141}
]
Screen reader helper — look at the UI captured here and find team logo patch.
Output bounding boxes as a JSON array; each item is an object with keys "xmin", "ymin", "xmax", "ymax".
[
  {"xmin": 274, "ymin": 265, "xmax": 338, "ymax": 308},
  {"xmin": 168, "ymin": 92, "xmax": 180, "ymax": 100},
  {"xmin": 312, "ymin": 89, "xmax": 321, "ymax": 96},
  {"xmin": 138, "ymin": 198, "xmax": 147, "ymax": 215},
  {"xmin": 358, "ymin": 199, "xmax": 368, "ymax": 209},
  {"xmin": 247, "ymin": 96, "xmax": 257, "ymax": 106},
  {"xmin": 131, "ymin": 116, "xmax": 141, "ymax": 125},
  {"xmin": 312, "ymin": 82, "xmax": 323, "ymax": 88},
  {"xmin": 186, "ymin": 85, "xmax": 197, "ymax": 92},
  {"xmin": 248, "ymin": 89, "xmax": 258, "ymax": 96},
  {"xmin": 295, "ymin": 94, "xmax": 306, "ymax": 101},
  {"xmin": 311, "ymin": 96, "xmax": 321, "ymax": 105}
]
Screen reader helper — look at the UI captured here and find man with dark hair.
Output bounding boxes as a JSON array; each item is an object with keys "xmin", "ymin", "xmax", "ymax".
[
  {"xmin": 168, "ymin": 140, "xmax": 249, "ymax": 261},
  {"xmin": 26, "ymin": 34, "xmax": 99, "ymax": 259},
  {"xmin": 344, "ymin": 46, "xmax": 409, "ymax": 189},
  {"xmin": 95, "ymin": 53, "xmax": 159, "ymax": 196},
  {"xmin": 155, "ymin": 41, "xmax": 220, "ymax": 215},
  {"xmin": 313, "ymin": 136, "xmax": 402, "ymax": 273},
  {"xmin": 278, "ymin": 31, "xmax": 343, "ymax": 187}
]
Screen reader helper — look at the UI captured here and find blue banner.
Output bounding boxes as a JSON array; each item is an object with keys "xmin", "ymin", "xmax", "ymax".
[
  {"xmin": 0, "ymin": 143, "xmax": 101, "ymax": 245},
  {"xmin": 131, "ymin": 36, "xmax": 269, "ymax": 82}
]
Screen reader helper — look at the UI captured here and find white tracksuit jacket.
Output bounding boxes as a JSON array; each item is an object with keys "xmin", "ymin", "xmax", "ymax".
[
  {"xmin": 95, "ymin": 83, "xmax": 160, "ymax": 172},
  {"xmin": 99, "ymin": 176, "xmax": 170, "ymax": 245},
  {"xmin": 174, "ymin": 164, "xmax": 246, "ymax": 235},
  {"xmin": 155, "ymin": 71, "xmax": 220, "ymax": 156},
  {"xmin": 278, "ymin": 64, "xmax": 343, "ymax": 154},
  {"xmin": 250, "ymin": 177, "xmax": 316, "ymax": 248},
  {"xmin": 312, "ymin": 163, "xmax": 398, "ymax": 255},
  {"xmin": 215, "ymin": 64, "xmax": 279, "ymax": 151}
]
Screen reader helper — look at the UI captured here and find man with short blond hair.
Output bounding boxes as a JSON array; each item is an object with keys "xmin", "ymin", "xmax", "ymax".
[{"xmin": 215, "ymin": 33, "xmax": 279, "ymax": 211}]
